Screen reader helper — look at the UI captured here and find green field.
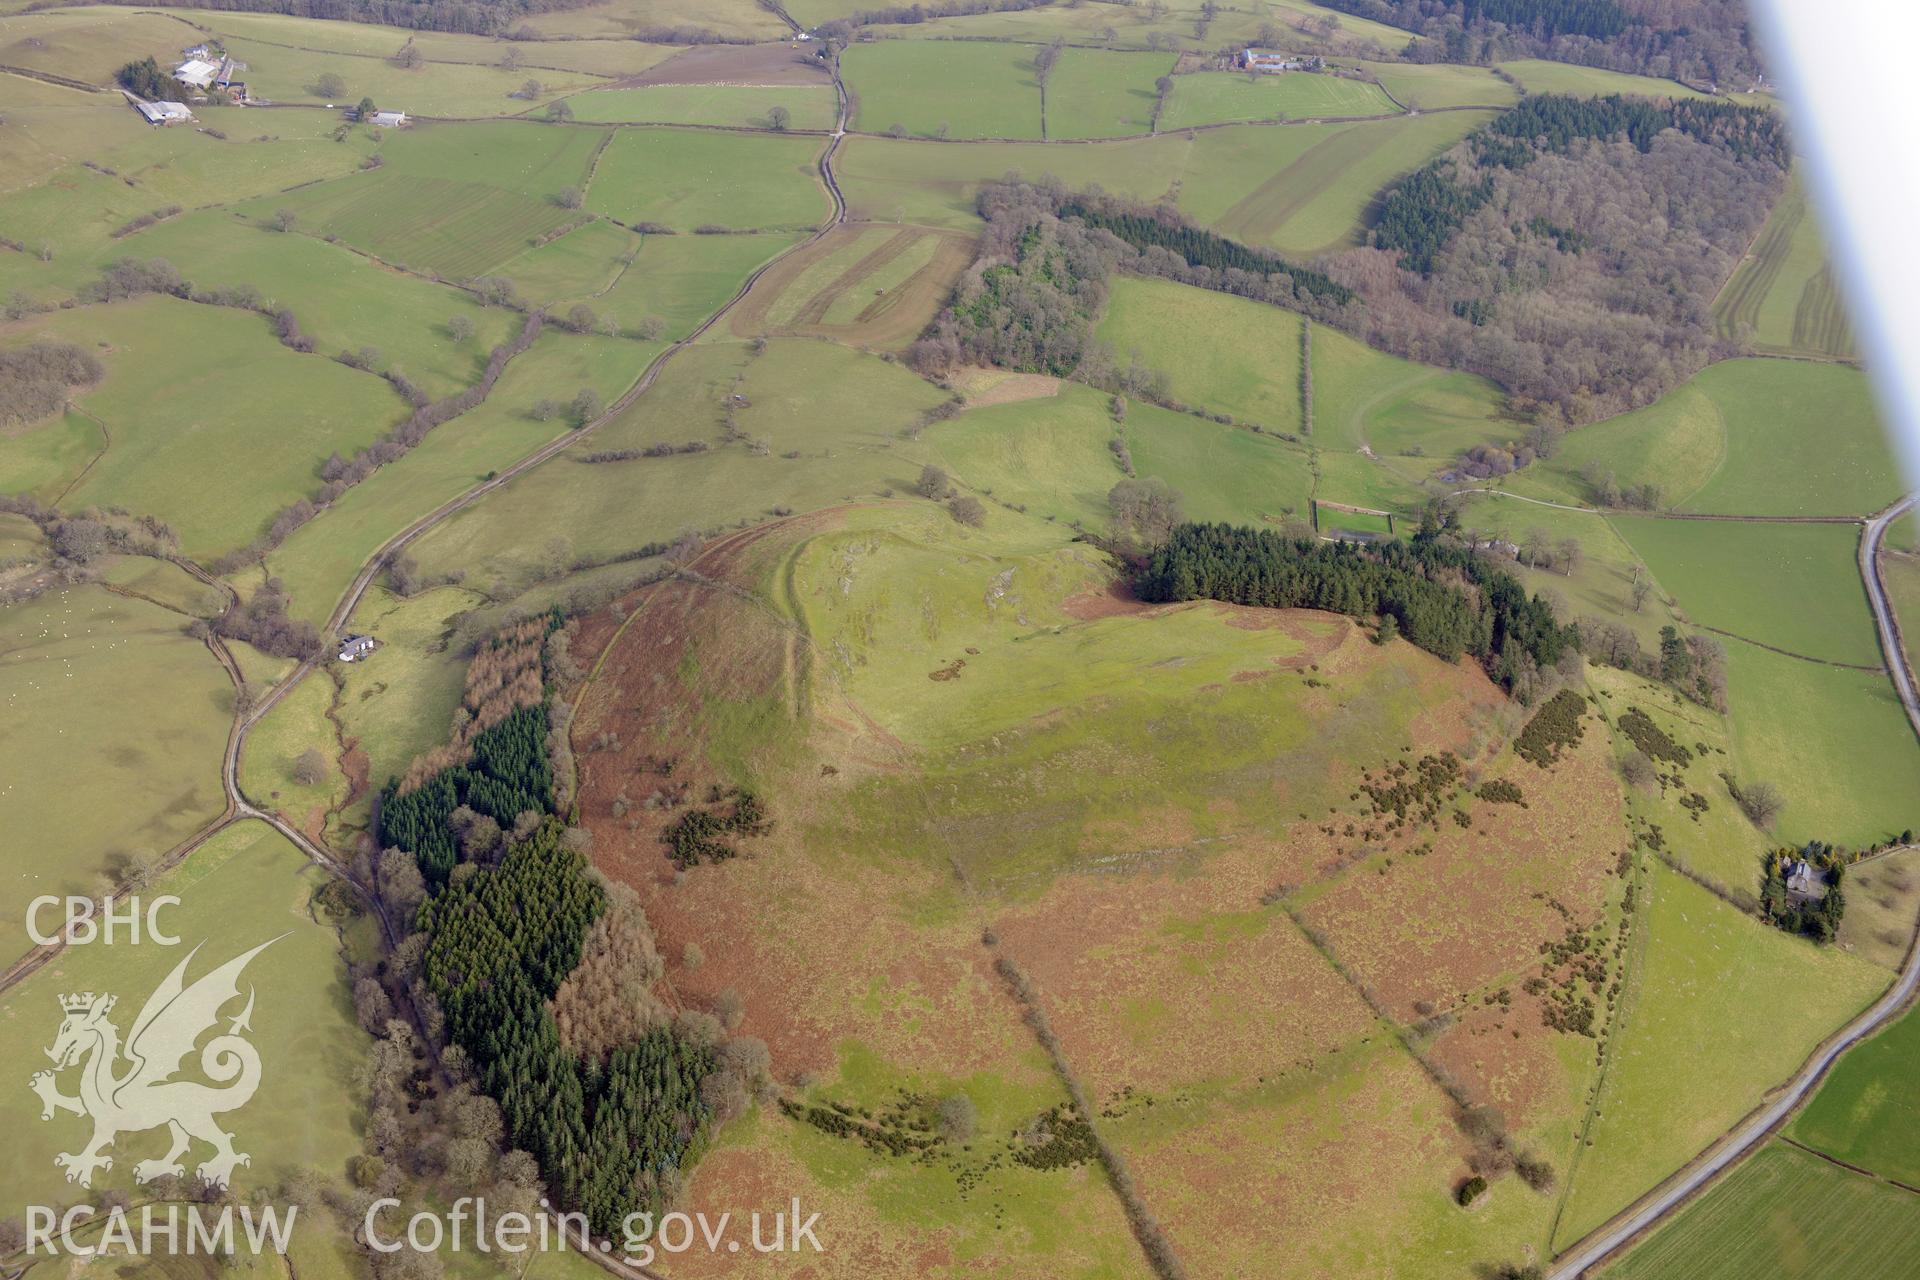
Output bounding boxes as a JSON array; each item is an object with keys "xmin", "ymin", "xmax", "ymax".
[
  {"xmin": 843, "ymin": 39, "xmax": 1042, "ymax": 139},
  {"xmin": 1356, "ymin": 59, "xmax": 1520, "ymax": 109},
  {"xmin": 1589, "ymin": 666, "xmax": 1763, "ymax": 892},
  {"xmin": 596, "ymin": 229, "xmax": 800, "ymax": 337},
  {"xmin": 182, "ymin": 10, "xmax": 682, "ymax": 78},
  {"xmin": 1602, "ymin": 1142, "xmax": 1920, "ymax": 1280},
  {"xmin": 8, "ymin": 298, "xmax": 407, "ymax": 559},
  {"xmin": 1555, "ymin": 863, "xmax": 1886, "ymax": 1247},
  {"xmin": 838, "ymin": 110, "xmax": 1489, "ymax": 254},
  {"xmin": 0, "ymin": 819, "xmax": 368, "ymax": 1207},
  {"xmin": 0, "ymin": 583, "xmax": 233, "ymax": 960},
  {"xmin": 1181, "ymin": 109, "xmax": 1495, "ymax": 255},
  {"xmin": 1095, "ymin": 276, "xmax": 1305, "ymax": 432},
  {"xmin": 1715, "ymin": 637, "xmax": 1920, "ymax": 846},
  {"xmin": 1499, "ymin": 59, "xmax": 1718, "ymax": 100},
  {"xmin": 402, "ymin": 339, "xmax": 948, "ymax": 601},
  {"xmin": 217, "ymin": 34, "xmax": 613, "ymax": 116},
  {"xmin": 0, "ymin": 117, "xmax": 378, "ymax": 274},
  {"xmin": 92, "ymin": 209, "xmax": 519, "ymax": 399},
  {"xmin": 266, "ymin": 329, "xmax": 654, "ymax": 622},
  {"xmin": 1045, "ymin": 47, "xmax": 1178, "ymax": 139},
  {"xmin": 270, "ymin": 167, "xmax": 585, "ymax": 281},
  {"xmin": 1161, "ymin": 70, "xmax": 1400, "ymax": 129},
  {"xmin": 0, "ymin": 7, "xmax": 202, "ymax": 85},
  {"xmin": 1613, "ymin": 518, "xmax": 1880, "ymax": 666},
  {"xmin": 1309, "ymin": 321, "xmax": 1509, "ymax": 455},
  {"xmin": 929, "ymin": 381, "xmax": 1314, "ymax": 530},
  {"xmin": 1455, "ymin": 497, "xmax": 1683, "ymax": 645},
  {"xmin": 1713, "ymin": 177, "xmax": 1856, "ymax": 359},
  {"xmin": 239, "ymin": 664, "xmax": 348, "ymax": 836},
  {"xmin": 586, "ymin": 127, "xmax": 829, "ymax": 231},
  {"xmin": 1519, "ymin": 360, "xmax": 1899, "ymax": 517},
  {"xmin": 564, "ymin": 83, "xmax": 838, "ymax": 130},
  {"xmin": 327, "ymin": 584, "xmax": 486, "ymax": 826},
  {"xmin": 1791, "ymin": 996, "xmax": 1920, "ymax": 1184},
  {"xmin": 0, "ymin": 72, "xmax": 152, "ymax": 194}
]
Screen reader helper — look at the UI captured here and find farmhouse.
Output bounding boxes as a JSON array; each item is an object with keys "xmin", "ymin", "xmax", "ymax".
[
  {"xmin": 337, "ymin": 634, "xmax": 377, "ymax": 663},
  {"xmin": 1784, "ymin": 858, "xmax": 1823, "ymax": 900},
  {"xmin": 173, "ymin": 57, "xmax": 220, "ymax": 90},
  {"xmin": 1241, "ymin": 48, "xmax": 1308, "ymax": 73},
  {"xmin": 133, "ymin": 98, "xmax": 194, "ymax": 126},
  {"xmin": 370, "ymin": 110, "xmax": 409, "ymax": 128}
]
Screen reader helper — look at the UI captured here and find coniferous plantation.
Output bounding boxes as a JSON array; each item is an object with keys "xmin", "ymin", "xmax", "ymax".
[
  {"xmin": 371, "ymin": 616, "xmax": 753, "ymax": 1237},
  {"xmin": 1135, "ymin": 520, "xmax": 1574, "ymax": 691}
]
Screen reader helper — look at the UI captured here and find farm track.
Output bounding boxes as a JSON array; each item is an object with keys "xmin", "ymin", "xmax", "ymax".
[{"xmin": 1549, "ymin": 493, "xmax": 1920, "ymax": 1277}]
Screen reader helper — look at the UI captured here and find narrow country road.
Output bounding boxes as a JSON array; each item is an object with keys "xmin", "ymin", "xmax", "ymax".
[{"xmin": 1550, "ymin": 492, "xmax": 1920, "ymax": 1277}]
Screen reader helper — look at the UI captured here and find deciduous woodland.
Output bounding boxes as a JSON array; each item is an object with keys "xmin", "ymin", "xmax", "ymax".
[{"xmin": 1319, "ymin": 0, "xmax": 1761, "ymax": 85}]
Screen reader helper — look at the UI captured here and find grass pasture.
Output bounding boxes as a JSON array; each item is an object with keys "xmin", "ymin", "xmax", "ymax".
[
  {"xmin": 0, "ymin": 7, "xmax": 197, "ymax": 86},
  {"xmin": 1354, "ymin": 59, "xmax": 1520, "ymax": 109},
  {"xmin": 329, "ymin": 585, "xmax": 487, "ymax": 826},
  {"xmin": 0, "ymin": 74, "xmax": 150, "ymax": 194},
  {"xmin": 1612, "ymin": 517, "xmax": 1879, "ymax": 666},
  {"xmin": 1499, "ymin": 59, "xmax": 1718, "ymax": 100},
  {"xmin": 1183, "ymin": 109, "xmax": 1494, "ymax": 255},
  {"xmin": 842, "ymin": 111, "xmax": 1486, "ymax": 253},
  {"xmin": 1457, "ymin": 498, "xmax": 1681, "ymax": 644},
  {"xmin": 489, "ymin": 215, "xmax": 638, "ymax": 305},
  {"xmin": 0, "ymin": 819, "xmax": 368, "ymax": 1210},
  {"xmin": 843, "ymin": 39, "xmax": 1041, "ymax": 140},
  {"xmin": 586, "ymin": 127, "xmax": 829, "ymax": 231},
  {"xmin": 269, "ymin": 167, "xmax": 583, "ymax": 281},
  {"xmin": 1160, "ymin": 70, "xmax": 1400, "ymax": 129},
  {"xmin": 1715, "ymin": 637, "xmax": 1920, "ymax": 846},
  {"xmin": 1555, "ymin": 864, "xmax": 1886, "ymax": 1248},
  {"xmin": 1668, "ymin": 360, "xmax": 1897, "ymax": 516},
  {"xmin": 928, "ymin": 381, "xmax": 1314, "ymax": 529},
  {"xmin": 400, "ymin": 340, "xmax": 946, "ymax": 601},
  {"xmin": 99, "ymin": 209, "xmax": 518, "ymax": 399},
  {"xmin": 216, "ymin": 34, "xmax": 613, "ymax": 117},
  {"xmin": 836, "ymin": 132, "xmax": 1180, "ymax": 226},
  {"xmin": 1713, "ymin": 178, "xmax": 1856, "ymax": 359},
  {"xmin": 1309, "ymin": 320, "xmax": 1509, "ymax": 456},
  {"xmin": 728, "ymin": 221, "xmax": 971, "ymax": 350},
  {"xmin": 1600, "ymin": 1142, "xmax": 1920, "ymax": 1280},
  {"xmin": 8, "ymin": 297, "xmax": 408, "ymax": 559},
  {"xmin": 0, "ymin": 584, "xmax": 232, "ymax": 961},
  {"xmin": 1094, "ymin": 276, "xmax": 1304, "ymax": 433},
  {"xmin": 564, "ymin": 83, "xmax": 838, "ymax": 130},
  {"xmin": 189, "ymin": 10, "xmax": 681, "ymax": 79},
  {"xmin": 1791, "ymin": 994, "xmax": 1920, "ymax": 1185},
  {"xmin": 0, "ymin": 407, "xmax": 103, "ymax": 502},
  {"xmin": 1044, "ymin": 47, "xmax": 1177, "ymax": 139},
  {"xmin": 266, "ymin": 329, "xmax": 651, "ymax": 622},
  {"xmin": 594, "ymin": 230, "xmax": 800, "ymax": 339},
  {"xmin": 1520, "ymin": 359, "xmax": 1898, "ymax": 517}
]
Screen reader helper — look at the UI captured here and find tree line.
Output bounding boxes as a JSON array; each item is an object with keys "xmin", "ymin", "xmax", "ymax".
[
  {"xmin": 1054, "ymin": 194, "xmax": 1354, "ymax": 307},
  {"xmin": 1133, "ymin": 518, "xmax": 1573, "ymax": 692}
]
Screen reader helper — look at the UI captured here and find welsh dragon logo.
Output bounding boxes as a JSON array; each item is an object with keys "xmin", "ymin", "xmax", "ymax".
[{"xmin": 29, "ymin": 938, "xmax": 279, "ymax": 1189}]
